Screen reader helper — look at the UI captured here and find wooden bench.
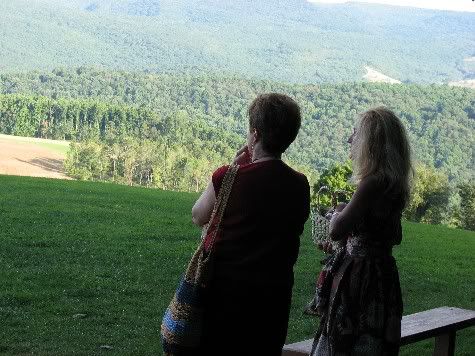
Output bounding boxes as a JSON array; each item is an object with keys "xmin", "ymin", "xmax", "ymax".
[{"xmin": 282, "ymin": 306, "xmax": 475, "ymax": 356}]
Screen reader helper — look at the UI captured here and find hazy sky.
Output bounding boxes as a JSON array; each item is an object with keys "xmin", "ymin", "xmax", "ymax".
[{"xmin": 308, "ymin": 0, "xmax": 475, "ymax": 12}]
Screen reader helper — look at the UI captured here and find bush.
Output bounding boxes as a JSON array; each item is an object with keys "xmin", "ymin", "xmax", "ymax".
[
  {"xmin": 458, "ymin": 182, "xmax": 475, "ymax": 230},
  {"xmin": 311, "ymin": 161, "xmax": 355, "ymax": 212}
]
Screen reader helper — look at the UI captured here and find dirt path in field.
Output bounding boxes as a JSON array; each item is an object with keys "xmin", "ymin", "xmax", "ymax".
[{"xmin": 0, "ymin": 136, "xmax": 71, "ymax": 179}]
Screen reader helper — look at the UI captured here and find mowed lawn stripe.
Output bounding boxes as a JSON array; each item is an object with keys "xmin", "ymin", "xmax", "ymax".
[{"xmin": 0, "ymin": 175, "xmax": 473, "ymax": 355}]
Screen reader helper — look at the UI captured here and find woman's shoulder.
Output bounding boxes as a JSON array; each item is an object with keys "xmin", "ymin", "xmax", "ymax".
[
  {"xmin": 212, "ymin": 165, "xmax": 230, "ymax": 192},
  {"xmin": 358, "ymin": 175, "xmax": 385, "ymax": 193},
  {"xmin": 358, "ymin": 175, "xmax": 405, "ymax": 212},
  {"xmin": 212, "ymin": 165, "xmax": 229, "ymax": 179},
  {"xmin": 278, "ymin": 161, "xmax": 309, "ymax": 181}
]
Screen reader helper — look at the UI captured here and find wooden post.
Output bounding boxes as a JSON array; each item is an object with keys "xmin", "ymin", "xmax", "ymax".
[{"xmin": 433, "ymin": 331, "xmax": 455, "ymax": 356}]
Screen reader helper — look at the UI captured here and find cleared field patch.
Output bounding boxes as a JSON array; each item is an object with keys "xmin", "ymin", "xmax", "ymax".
[
  {"xmin": 449, "ymin": 79, "xmax": 475, "ymax": 90},
  {"xmin": 363, "ymin": 65, "xmax": 402, "ymax": 84},
  {"xmin": 0, "ymin": 134, "xmax": 70, "ymax": 179}
]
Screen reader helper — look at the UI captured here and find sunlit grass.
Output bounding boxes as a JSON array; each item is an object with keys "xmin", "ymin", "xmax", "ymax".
[
  {"xmin": 0, "ymin": 134, "xmax": 70, "ymax": 155},
  {"xmin": 0, "ymin": 175, "xmax": 473, "ymax": 355}
]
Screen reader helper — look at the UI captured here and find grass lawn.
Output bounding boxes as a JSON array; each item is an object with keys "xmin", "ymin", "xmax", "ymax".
[
  {"xmin": 0, "ymin": 175, "xmax": 473, "ymax": 355},
  {"xmin": 0, "ymin": 134, "xmax": 70, "ymax": 155},
  {"xmin": 34, "ymin": 142, "xmax": 70, "ymax": 156}
]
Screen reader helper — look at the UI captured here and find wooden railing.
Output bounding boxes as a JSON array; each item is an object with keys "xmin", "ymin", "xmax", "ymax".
[{"xmin": 282, "ymin": 306, "xmax": 475, "ymax": 356}]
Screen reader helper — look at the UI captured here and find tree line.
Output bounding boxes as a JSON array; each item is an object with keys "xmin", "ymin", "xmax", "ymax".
[
  {"xmin": 1, "ymin": 68, "xmax": 474, "ymax": 181},
  {"xmin": 0, "ymin": 70, "xmax": 474, "ymax": 230},
  {"xmin": 0, "ymin": 94, "xmax": 240, "ymax": 191}
]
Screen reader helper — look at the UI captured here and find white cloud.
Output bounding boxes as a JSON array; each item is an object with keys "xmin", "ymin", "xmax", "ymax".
[{"xmin": 308, "ymin": 0, "xmax": 475, "ymax": 12}]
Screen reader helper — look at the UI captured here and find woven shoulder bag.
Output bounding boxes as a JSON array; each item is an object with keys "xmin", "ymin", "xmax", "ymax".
[{"xmin": 160, "ymin": 164, "xmax": 239, "ymax": 355}]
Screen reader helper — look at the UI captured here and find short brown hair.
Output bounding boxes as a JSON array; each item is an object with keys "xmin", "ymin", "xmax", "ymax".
[{"xmin": 248, "ymin": 93, "xmax": 301, "ymax": 155}]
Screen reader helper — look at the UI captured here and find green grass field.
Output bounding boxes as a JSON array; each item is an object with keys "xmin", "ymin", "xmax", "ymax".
[
  {"xmin": 0, "ymin": 175, "xmax": 473, "ymax": 355},
  {"xmin": 0, "ymin": 134, "xmax": 70, "ymax": 155}
]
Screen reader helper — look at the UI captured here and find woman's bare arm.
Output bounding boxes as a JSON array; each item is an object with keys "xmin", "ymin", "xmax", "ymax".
[
  {"xmin": 191, "ymin": 180, "xmax": 216, "ymax": 227},
  {"xmin": 329, "ymin": 176, "xmax": 380, "ymax": 240}
]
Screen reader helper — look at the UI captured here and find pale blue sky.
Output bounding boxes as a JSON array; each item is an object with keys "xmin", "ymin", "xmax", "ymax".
[{"xmin": 308, "ymin": 0, "xmax": 475, "ymax": 12}]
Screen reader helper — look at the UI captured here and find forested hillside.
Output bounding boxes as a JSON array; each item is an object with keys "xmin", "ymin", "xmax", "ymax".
[
  {"xmin": 0, "ymin": 0, "xmax": 473, "ymax": 83},
  {"xmin": 1, "ymin": 68, "xmax": 474, "ymax": 185}
]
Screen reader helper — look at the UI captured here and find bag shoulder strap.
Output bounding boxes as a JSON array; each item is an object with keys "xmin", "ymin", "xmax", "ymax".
[
  {"xmin": 183, "ymin": 164, "xmax": 239, "ymax": 284},
  {"xmin": 204, "ymin": 164, "xmax": 239, "ymax": 251}
]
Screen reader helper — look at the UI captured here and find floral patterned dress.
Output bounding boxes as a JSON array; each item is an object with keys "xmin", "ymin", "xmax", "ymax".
[{"xmin": 311, "ymin": 199, "xmax": 404, "ymax": 356}]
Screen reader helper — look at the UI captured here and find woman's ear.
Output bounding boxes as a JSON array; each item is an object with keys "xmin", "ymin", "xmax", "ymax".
[{"xmin": 252, "ymin": 129, "xmax": 259, "ymax": 143}]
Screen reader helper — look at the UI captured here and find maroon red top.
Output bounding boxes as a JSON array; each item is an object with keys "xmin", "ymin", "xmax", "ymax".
[{"xmin": 209, "ymin": 160, "xmax": 310, "ymax": 287}]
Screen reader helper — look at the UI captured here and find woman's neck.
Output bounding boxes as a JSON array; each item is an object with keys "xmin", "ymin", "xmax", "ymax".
[
  {"xmin": 251, "ymin": 156, "xmax": 280, "ymax": 163},
  {"xmin": 251, "ymin": 150, "xmax": 281, "ymax": 163},
  {"xmin": 251, "ymin": 143, "xmax": 281, "ymax": 163}
]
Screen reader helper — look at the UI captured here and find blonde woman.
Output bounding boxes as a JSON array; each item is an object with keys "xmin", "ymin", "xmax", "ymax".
[{"xmin": 311, "ymin": 107, "xmax": 412, "ymax": 356}]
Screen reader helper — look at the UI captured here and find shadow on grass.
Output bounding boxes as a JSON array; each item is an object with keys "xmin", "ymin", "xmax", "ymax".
[{"xmin": 16, "ymin": 157, "xmax": 65, "ymax": 174}]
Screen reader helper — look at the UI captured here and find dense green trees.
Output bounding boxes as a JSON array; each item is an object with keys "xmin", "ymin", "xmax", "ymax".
[
  {"xmin": 402, "ymin": 164, "xmax": 474, "ymax": 230},
  {"xmin": 311, "ymin": 161, "xmax": 355, "ymax": 211},
  {"xmin": 404, "ymin": 164, "xmax": 453, "ymax": 224},
  {"xmin": 1, "ymin": 69, "xmax": 473, "ymax": 182},
  {"xmin": 0, "ymin": 92, "xmax": 240, "ymax": 145},
  {"xmin": 0, "ymin": 1, "xmax": 473, "ymax": 83},
  {"xmin": 0, "ymin": 94, "xmax": 161, "ymax": 141},
  {"xmin": 0, "ymin": 93, "xmax": 240, "ymax": 192},
  {"xmin": 458, "ymin": 182, "xmax": 475, "ymax": 231},
  {"xmin": 64, "ymin": 135, "xmax": 236, "ymax": 192},
  {"xmin": 404, "ymin": 163, "xmax": 452, "ymax": 225},
  {"xmin": 0, "ymin": 69, "xmax": 474, "ymax": 230}
]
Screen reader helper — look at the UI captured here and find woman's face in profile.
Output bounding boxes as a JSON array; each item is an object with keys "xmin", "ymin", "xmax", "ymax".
[
  {"xmin": 348, "ymin": 127, "xmax": 356, "ymax": 145},
  {"xmin": 247, "ymin": 128, "xmax": 252, "ymax": 152},
  {"xmin": 247, "ymin": 127, "xmax": 257, "ymax": 153},
  {"xmin": 348, "ymin": 127, "xmax": 356, "ymax": 159}
]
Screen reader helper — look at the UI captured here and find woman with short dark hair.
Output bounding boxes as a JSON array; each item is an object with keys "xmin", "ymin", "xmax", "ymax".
[
  {"xmin": 247, "ymin": 93, "xmax": 302, "ymax": 155},
  {"xmin": 192, "ymin": 93, "xmax": 310, "ymax": 356}
]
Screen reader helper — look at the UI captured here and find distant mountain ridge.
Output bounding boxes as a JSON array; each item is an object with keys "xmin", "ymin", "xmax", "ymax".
[
  {"xmin": 79, "ymin": 0, "xmax": 161, "ymax": 16},
  {"xmin": 0, "ymin": 0, "xmax": 473, "ymax": 83}
]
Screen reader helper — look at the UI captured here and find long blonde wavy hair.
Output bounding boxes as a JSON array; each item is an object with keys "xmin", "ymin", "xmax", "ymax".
[{"xmin": 351, "ymin": 107, "xmax": 413, "ymax": 206}]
